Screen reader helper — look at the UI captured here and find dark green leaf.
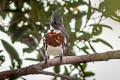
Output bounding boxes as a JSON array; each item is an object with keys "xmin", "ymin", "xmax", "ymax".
[
  {"xmin": 87, "ymin": 0, "xmax": 92, "ymax": 20},
  {"xmin": 81, "ymin": 45, "xmax": 90, "ymax": 54},
  {"xmin": 54, "ymin": 65, "xmax": 60, "ymax": 73},
  {"xmin": 79, "ymin": 31, "xmax": 92, "ymax": 41},
  {"xmin": 98, "ymin": 38, "xmax": 113, "ymax": 49},
  {"xmin": 21, "ymin": 77, "xmax": 27, "ymax": 80},
  {"xmin": 0, "ymin": 55, "xmax": 5, "ymax": 66},
  {"xmin": 23, "ymin": 48, "xmax": 33, "ymax": 53},
  {"xmin": 1, "ymin": 39, "xmax": 22, "ymax": 67},
  {"xmin": 84, "ymin": 71, "xmax": 95, "ymax": 77},
  {"xmin": 0, "ymin": 50, "xmax": 3, "ymax": 53},
  {"xmin": 9, "ymin": 66, "xmax": 13, "ymax": 70},
  {"xmin": 25, "ymin": 58, "xmax": 40, "ymax": 62},
  {"xmin": 92, "ymin": 26, "xmax": 102, "ymax": 36},
  {"xmin": 89, "ymin": 24, "xmax": 112, "ymax": 30},
  {"xmin": 110, "ymin": 16, "xmax": 120, "ymax": 22},
  {"xmin": 83, "ymin": 0, "xmax": 92, "ymax": 29},
  {"xmin": 101, "ymin": 24, "xmax": 112, "ymax": 30},
  {"xmin": 0, "ymin": 26, "xmax": 6, "ymax": 33},
  {"xmin": 64, "ymin": 66, "xmax": 70, "ymax": 76},
  {"xmin": 81, "ymin": 63, "xmax": 87, "ymax": 71},
  {"xmin": 73, "ymin": 64, "xmax": 80, "ymax": 68},
  {"xmin": 81, "ymin": 45, "xmax": 89, "ymax": 50},
  {"xmin": 92, "ymin": 38, "xmax": 113, "ymax": 49},
  {"xmin": 1, "ymin": 13, "xmax": 6, "ymax": 19},
  {"xmin": 82, "ymin": 49, "xmax": 90, "ymax": 54},
  {"xmin": 70, "ymin": 64, "xmax": 76, "ymax": 72},
  {"xmin": 88, "ymin": 42, "xmax": 96, "ymax": 53},
  {"xmin": 11, "ymin": 59, "xmax": 15, "ymax": 69}
]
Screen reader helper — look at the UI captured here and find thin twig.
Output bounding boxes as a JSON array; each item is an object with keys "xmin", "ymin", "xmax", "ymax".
[{"xmin": 36, "ymin": 70, "xmax": 75, "ymax": 80}]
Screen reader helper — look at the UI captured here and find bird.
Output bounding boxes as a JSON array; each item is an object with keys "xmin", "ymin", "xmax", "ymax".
[{"xmin": 43, "ymin": 8, "xmax": 69, "ymax": 64}]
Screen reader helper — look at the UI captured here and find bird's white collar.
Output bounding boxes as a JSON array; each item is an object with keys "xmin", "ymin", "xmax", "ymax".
[{"xmin": 49, "ymin": 25, "xmax": 61, "ymax": 33}]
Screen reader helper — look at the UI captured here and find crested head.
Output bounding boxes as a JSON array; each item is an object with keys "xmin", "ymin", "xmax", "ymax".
[
  {"xmin": 50, "ymin": 8, "xmax": 69, "ymax": 38},
  {"xmin": 50, "ymin": 8, "xmax": 63, "ymax": 27}
]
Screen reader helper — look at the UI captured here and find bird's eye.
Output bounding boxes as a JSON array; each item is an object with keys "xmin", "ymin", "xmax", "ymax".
[{"xmin": 54, "ymin": 21, "xmax": 57, "ymax": 25}]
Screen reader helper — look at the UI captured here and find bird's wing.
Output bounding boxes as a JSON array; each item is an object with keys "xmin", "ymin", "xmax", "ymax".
[{"xmin": 56, "ymin": 25, "xmax": 69, "ymax": 38}]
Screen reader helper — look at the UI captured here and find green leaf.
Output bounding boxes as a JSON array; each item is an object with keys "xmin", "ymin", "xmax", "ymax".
[
  {"xmin": 1, "ymin": 39, "xmax": 22, "ymax": 67},
  {"xmin": 81, "ymin": 45, "xmax": 90, "ymax": 54},
  {"xmin": 98, "ymin": 38, "xmax": 113, "ymax": 49},
  {"xmin": 9, "ymin": 65, "xmax": 14, "ymax": 70},
  {"xmin": 92, "ymin": 26, "xmax": 102, "ymax": 36},
  {"xmin": 110, "ymin": 16, "xmax": 120, "ymax": 22},
  {"xmin": 81, "ymin": 45, "xmax": 89, "ymax": 50},
  {"xmin": 92, "ymin": 38, "xmax": 113, "ymax": 49},
  {"xmin": 83, "ymin": 0, "xmax": 92, "ymax": 29},
  {"xmin": 88, "ymin": 42, "xmax": 96, "ymax": 53},
  {"xmin": 1, "ymin": 13, "xmax": 6, "ymax": 19},
  {"xmin": 64, "ymin": 66, "xmax": 70, "ymax": 76},
  {"xmin": 89, "ymin": 24, "xmax": 112, "ymax": 30},
  {"xmin": 84, "ymin": 71, "xmax": 95, "ymax": 77},
  {"xmin": 21, "ymin": 77, "xmax": 27, "ymax": 80},
  {"xmin": 73, "ymin": 64, "xmax": 80, "ymax": 68},
  {"xmin": 81, "ymin": 63, "xmax": 87, "ymax": 71},
  {"xmin": 0, "ymin": 26, "xmax": 6, "ymax": 33},
  {"xmin": 87, "ymin": 0, "xmax": 92, "ymax": 20},
  {"xmin": 11, "ymin": 59, "xmax": 15, "ymax": 69},
  {"xmin": 0, "ymin": 55, "xmax": 5, "ymax": 66},
  {"xmin": 100, "ymin": 24, "xmax": 112, "ymax": 30},
  {"xmin": 23, "ymin": 48, "xmax": 33, "ymax": 53},
  {"xmin": 82, "ymin": 49, "xmax": 90, "ymax": 54},
  {"xmin": 25, "ymin": 58, "xmax": 40, "ymax": 62},
  {"xmin": 0, "ymin": 50, "xmax": 3, "ymax": 53},
  {"xmin": 54, "ymin": 65, "xmax": 60, "ymax": 73},
  {"xmin": 79, "ymin": 31, "xmax": 92, "ymax": 41}
]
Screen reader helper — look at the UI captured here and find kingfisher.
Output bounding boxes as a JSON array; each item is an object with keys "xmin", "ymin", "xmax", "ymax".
[{"xmin": 43, "ymin": 8, "xmax": 69, "ymax": 64}]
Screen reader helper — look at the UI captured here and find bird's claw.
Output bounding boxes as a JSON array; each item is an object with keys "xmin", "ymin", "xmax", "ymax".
[
  {"xmin": 60, "ymin": 53, "xmax": 63, "ymax": 63},
  {"xmin": 45, "ymin": 56, "xmax": 49, "ymax": 65}
]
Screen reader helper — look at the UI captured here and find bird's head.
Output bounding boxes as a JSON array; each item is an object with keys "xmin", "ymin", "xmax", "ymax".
[
  {"xmin": 50, "ymin": 8, "xmax": 63, "ymax": 27},
  {"xmin": 50, "ymin": 8, "xmax": 69, "ymax": 38}
]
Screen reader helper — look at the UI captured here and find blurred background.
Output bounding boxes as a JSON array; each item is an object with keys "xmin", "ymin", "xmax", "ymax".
[{"xmin": 0, "ymin": 0, "xmax": 120, "ymax": 80}]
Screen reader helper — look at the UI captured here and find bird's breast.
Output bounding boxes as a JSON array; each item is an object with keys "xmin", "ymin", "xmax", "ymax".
[
  {"xmin": 45, "ymin": 31, "xmax": 64, "ymax": 47},
  {"xmin": 44, "ymin": 31, "xmax": 65, "ymax": 55}
]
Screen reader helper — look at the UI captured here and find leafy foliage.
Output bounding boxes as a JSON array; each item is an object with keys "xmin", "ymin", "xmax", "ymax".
[
  {"xmin": 0, "ymin": 0, "xmax": 118, "ymax": 80},
  {"xmin": 1, "ymin": 39, "xmax": 22, "ymax": 69},
  {"xmin": 54, "ymin": 65, "xmax": 61, "ymax": 73}
]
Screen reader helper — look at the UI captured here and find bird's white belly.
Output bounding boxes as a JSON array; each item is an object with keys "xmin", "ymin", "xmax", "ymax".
[{"xmin": 47, "ymin": 45, "xmax": 63, "ymax": 56}]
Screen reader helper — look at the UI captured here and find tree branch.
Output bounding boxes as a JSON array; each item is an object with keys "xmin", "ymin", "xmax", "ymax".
[{"xmin": 0, "ymin": 50, "xmax": 120, "ymax": 80}]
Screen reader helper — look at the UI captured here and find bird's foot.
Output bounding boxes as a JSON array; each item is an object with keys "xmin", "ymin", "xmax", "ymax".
[
  {"xmin": 45, "ymin": 56, "xmax": 49, "ymax": 65},
  {"xmin": 60, "ymin": 53, "xmax": 63, "ymax": 63}
]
